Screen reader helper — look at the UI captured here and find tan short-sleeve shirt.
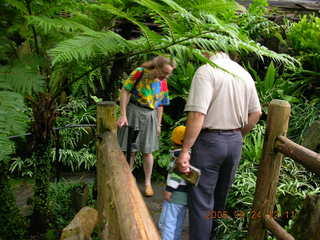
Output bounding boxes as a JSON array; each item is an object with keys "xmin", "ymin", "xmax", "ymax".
[{"xmin": 185, "ymin": 53, "xmax": 261, "ymax": 129}]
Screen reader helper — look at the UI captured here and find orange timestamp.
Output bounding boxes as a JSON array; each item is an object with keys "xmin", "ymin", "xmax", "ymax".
[{"xmin": 204, "ymin": 210, "xmax": 297, "ymax": 220}]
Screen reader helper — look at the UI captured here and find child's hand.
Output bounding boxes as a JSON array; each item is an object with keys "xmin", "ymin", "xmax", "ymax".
[{"xmin": 163, "ymin": 191, "xmax": 172, "ymax": 201}]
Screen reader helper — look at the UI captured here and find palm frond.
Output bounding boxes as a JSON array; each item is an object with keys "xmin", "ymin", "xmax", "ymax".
[{"xmin": 27, "ymin": 16, "xmax": 93, "ymax": 34}]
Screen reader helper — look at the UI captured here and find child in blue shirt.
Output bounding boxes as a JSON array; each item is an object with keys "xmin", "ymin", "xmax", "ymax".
[{"xmin": 158, "ymin": 126, "xmax": 188, "ymax": 240}]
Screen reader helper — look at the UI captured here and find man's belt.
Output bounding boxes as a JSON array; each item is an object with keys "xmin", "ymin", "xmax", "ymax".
[{"xmin": 201, "ymin": 128, "xmax": 241, "ymax": 133}]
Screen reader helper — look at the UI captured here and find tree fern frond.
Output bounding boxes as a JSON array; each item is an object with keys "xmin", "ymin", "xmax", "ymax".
[
  {"xmin": 238, "ymin": 40, "xmax": 298, "ymax": 68},
  {"xmin": 0, "ymin": 60, "xmax": 45, "ymax": 96},
  {"xmin": 200, "ymin": 14, "xmax": 239, "ymax": 38},
  {"xmin": 0, "ymin": 91, "xmax": 29, "ymax": 137},
  {"xmin": 70, "ymin": 11, "xmax": 99, "ymax": 30},
  {"xmin": 0, "ymin": 90, "xmax": 29, "ymax": 160},
  {"xmin": 167, "ymin": 44, "xmax": 193, "ymax": 60},
  {"xmin": 5, "ymin": 0, "xmax": 28, "ymax": 14},
  {"xmin": 134, "ymin": 0, "xmax": 179, "ymax": 39},
  {"xmin": 48, "ymin": 31, "xmax": 132, "ymax": 65},
  {"xmin": 27, "ymin": 16, "xmax": 93, "ymax": 34},
  {"xmin": 193, "ymin": 0, "xmax": 238, "ymax": 14},
  {"xmin": 0, "ymin": 136, "xmax": 14, "ymax": 160},
  {"xmin": 161, "ymin": 0, "xmax": 202, "ymax": 25},
  {"xmin": 88, "ymin": 4, "xmax": 163, "ymax": 45}
]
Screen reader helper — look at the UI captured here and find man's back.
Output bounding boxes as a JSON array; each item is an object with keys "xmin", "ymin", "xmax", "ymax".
[{"xmin": 185, "ymin": 52, "xmax": 261, "ymax": 130}]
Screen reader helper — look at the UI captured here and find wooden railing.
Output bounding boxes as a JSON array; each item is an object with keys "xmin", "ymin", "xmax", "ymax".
[
  {"xmin": 247, "ymin": 99, "xmax": 320, "ymax": 240},
  {"xmin": 59, "ymin": 101, "xmax": 160, "ymax": 240},
  {"xmin": 95, "ymin": 101, "xmax": 160, "ymax": 240}
]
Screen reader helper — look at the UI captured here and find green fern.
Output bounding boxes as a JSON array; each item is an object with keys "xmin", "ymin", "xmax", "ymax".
[
  {"xmin": 27, "ymin": 16, "xmax": 93, "ymax": 34},
  {"xmin": 47, "ymin": 0, "xmax": 297, "ymax": 70},
  {"xmin": 48, "ymin": 31, "xmax": 134, "ymax": 65},
  {"xmin": 0, "ymin": 91, "xmax": 29, "ymax": 161},
  {"xmin": 0, "ymin": 59, "xmax": 45, "ymax": 96}
]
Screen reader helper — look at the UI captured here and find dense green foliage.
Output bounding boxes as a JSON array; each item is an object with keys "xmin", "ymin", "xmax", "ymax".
[{"xmin": 0, "ymin": 163, "xmax": 27, "ymax": 240}]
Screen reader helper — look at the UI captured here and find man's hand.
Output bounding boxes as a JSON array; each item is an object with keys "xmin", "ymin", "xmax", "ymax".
[
  {"xmin": 163, "ymin": 191, "xmax": 172, "ymax": 201},
  {"xmin": 176, "ymin": 150, "xmax": 191, "ymax": 173},
  {"xmin": 117, "ymin": 115, "xmax": 128, "ymax": 127}
]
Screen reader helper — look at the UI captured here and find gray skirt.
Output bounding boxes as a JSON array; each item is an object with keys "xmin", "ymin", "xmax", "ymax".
[{"xmin": 117, "ymin": 103, "xmax": 159, "ymax": 153}]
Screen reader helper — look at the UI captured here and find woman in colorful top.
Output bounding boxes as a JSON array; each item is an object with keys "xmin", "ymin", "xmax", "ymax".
[{"xmin": 117, "ymin": 56, "xmax": 176, "ymax": 197}]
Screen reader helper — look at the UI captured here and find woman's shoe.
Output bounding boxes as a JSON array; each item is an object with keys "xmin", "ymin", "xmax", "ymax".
[{"xmin": 144, "ymin": 184, "xmax": 154, "ymax": 197}]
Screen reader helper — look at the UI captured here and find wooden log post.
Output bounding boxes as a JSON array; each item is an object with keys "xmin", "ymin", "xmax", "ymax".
[
  {"xmin": 291, "ymin": 195, "xmax": 320, "ymax": 240},
  {"xmin": 96, "ymin": 101, "xmax": 120, "ymax": 240},
  {"xmin": 275, "ymin": 136, "xmax": 320, "ymax": 175},
  {"xmin": 96, "ymin": 101, "xmax": 160, "ymax": 240},
  {"xmin": 60, "ymin": 207, "xmax": 98, "ymax": 240},
  {"xmin": 248, "ymin": 100, "xmax": 291, "ymax": 240}
]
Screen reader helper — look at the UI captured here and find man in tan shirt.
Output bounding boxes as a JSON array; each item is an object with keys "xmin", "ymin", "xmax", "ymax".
[{"xmin": 177, "ymin": 52, "xmax": 261, "ymax": 240}]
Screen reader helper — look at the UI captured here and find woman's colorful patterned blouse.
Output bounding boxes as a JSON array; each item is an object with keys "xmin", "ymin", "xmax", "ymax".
[{"xmin": 123, "ymin": 67, "xmax": 170, "ymax": 109}]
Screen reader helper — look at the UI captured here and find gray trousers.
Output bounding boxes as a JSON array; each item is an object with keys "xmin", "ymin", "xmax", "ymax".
[{"xmin": 188, "ymin": 130, "xmax": 243, "ymax": 240}]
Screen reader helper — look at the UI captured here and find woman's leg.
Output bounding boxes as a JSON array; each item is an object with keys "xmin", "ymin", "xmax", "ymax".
[
  {"xmin": 143, "ymin": 153, "xmax": 154, "ymax": 186},
  {"xmin": 129, "ymin": 152, "xmax": 136, "ymax": 170},
  {"xmin": 143, "ymin": 153, "xmax": 154, "ymax": 196}
]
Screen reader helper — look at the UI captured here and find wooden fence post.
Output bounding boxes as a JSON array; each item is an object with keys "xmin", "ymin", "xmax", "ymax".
[
  {"xmin": 96, "ymin": 101, "xmax": 120, "ymax": 240},
  {"xmin": 248, "ymin": 99, "xmax": 291, "ymax": 240}
]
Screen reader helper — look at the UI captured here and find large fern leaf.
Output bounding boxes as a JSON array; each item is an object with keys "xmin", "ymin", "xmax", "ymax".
[
  {"xmin": 0, "ymin": 91, "xmax": 29, "ymax": 161},
  {"xmin": 27, "ymin": 16, "xmax": 93, "ymax": 34},
  {"xmin": 0, "ymin": 59, "xmax": 45, "ymax": 96},
  {"xmin": 48, "ymin": 31, "xmax": 133, "ymax": 65}
]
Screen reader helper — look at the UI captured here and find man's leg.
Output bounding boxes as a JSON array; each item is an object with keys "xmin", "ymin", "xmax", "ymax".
[
  {"xmin": 210, "ymin": 132, "xmax": 243, "ymax": 239},
  {"xmin": 143, "ymin": 153, "xmax": 154, "ymax": 196},
  {"xmin": 189, "ymin": 132, "xmax": 228, "ymax": 240}
]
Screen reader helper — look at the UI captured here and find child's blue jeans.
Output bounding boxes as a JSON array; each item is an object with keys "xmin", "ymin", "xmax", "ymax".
[{"xmin": 158, "ymin": 200, "xmax": 187, "ymax": 240}]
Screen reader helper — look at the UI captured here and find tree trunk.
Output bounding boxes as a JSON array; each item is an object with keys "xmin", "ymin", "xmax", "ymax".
[
  {"xmin": 30, "ymin": 143, "xmax": 52, "ymax": 234},
  {"xmin": 30, "ymin": 93, "xmax": 56, "ymax": 234}
]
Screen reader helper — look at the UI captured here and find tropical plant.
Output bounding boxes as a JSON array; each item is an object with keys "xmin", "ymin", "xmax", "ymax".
[
  {"xmin": 53, "ymin": 97, "xmax": 96, "ymax": 172},
  {"xmin": 246, "ymin": 61, "xmax": 301, "ymax": 113},
  {"xmin": 286, "ymin": 15, "xmax": 320, "ymax": 70},
  {"xmin": 284, "ymin": 15, "xmax": 320, "ymax": 102},
  {"xmin": 237, "ymin": 0, "xmax": 280, "ymax": 40},
  {"xmin": 287, "ymin": 100, "xmax": 320, "ymax": 143}
]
